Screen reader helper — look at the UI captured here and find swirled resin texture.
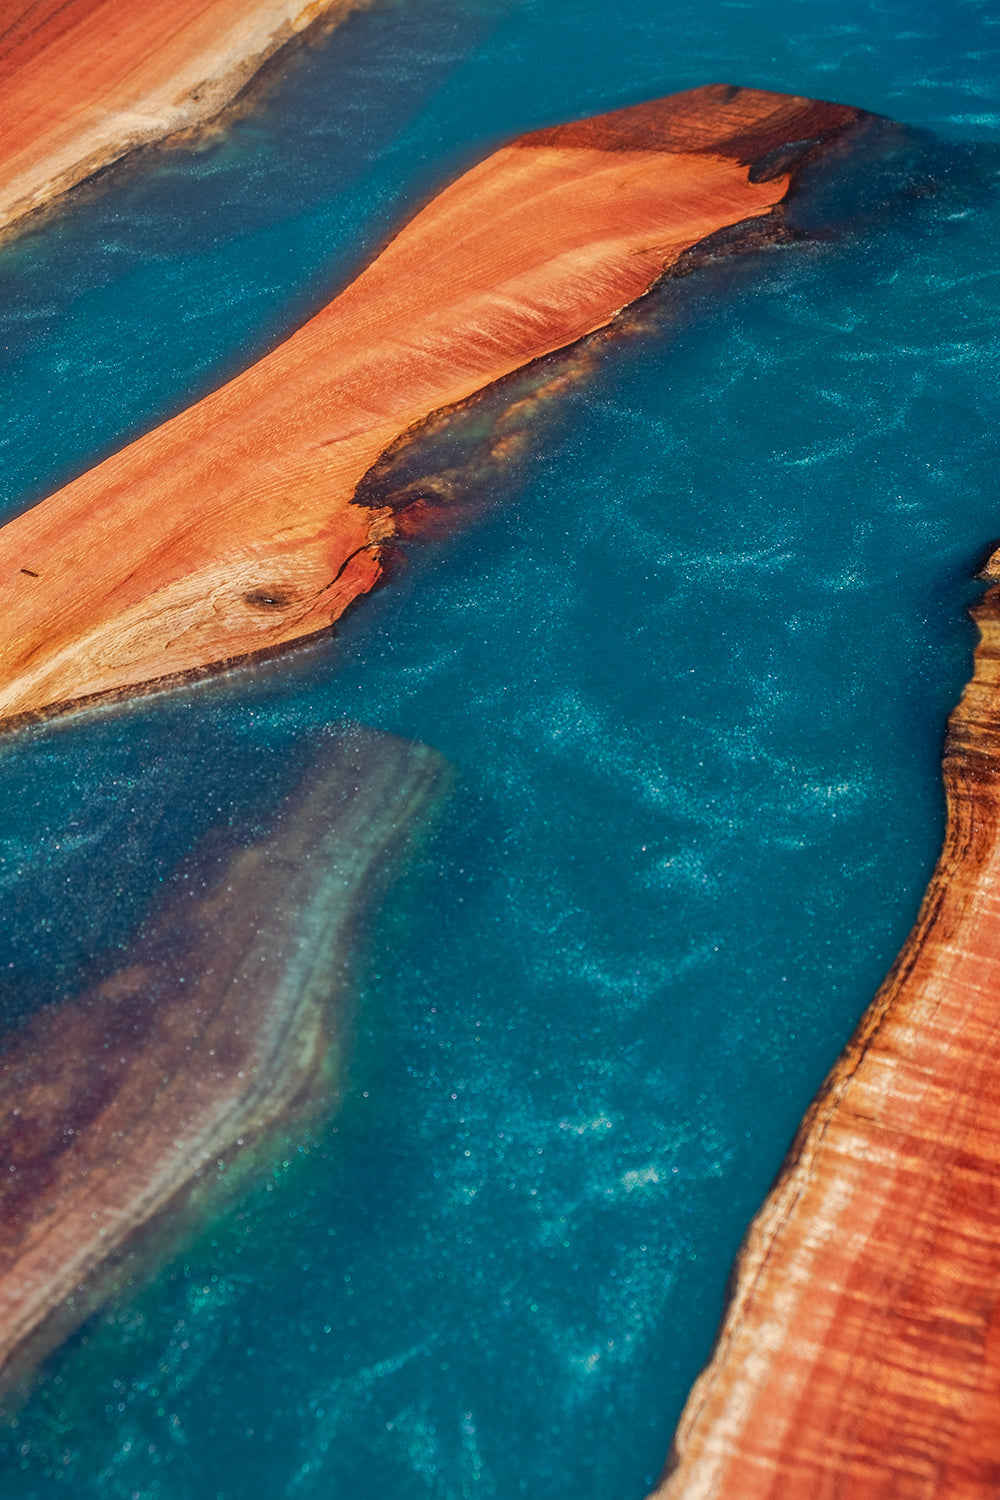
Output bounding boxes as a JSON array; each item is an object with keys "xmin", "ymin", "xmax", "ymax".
[{"xmin": 0, "ymin": 85, "xmax": 867, "ymax": 728}]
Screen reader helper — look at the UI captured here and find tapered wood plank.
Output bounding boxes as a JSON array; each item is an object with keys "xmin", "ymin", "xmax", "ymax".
[{"xmin": 0, "ymin": 85, "xmax": 867, "ymax": 729}]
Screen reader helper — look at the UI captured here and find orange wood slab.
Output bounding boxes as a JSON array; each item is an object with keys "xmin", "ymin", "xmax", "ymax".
[
  {"xmin": 0, "ymin": 85, "xmax": 867, "ymax": 729},
  {"xmin": 654, "ymin": 576, "xmax": 1000, "ymax": 1499},
  {"xmin": 0, "ymin": 0, "xmax": 362, "ymax": 236}
]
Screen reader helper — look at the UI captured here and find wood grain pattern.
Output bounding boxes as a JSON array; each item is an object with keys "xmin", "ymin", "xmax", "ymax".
[
  {"xmin": 0, "ymin": 85, "xmax": 867, "ymax": 730},
  {"xmin": 654, "ymin": 575, "xmax": 1000, "ymax": 1499},
  {"xmin": 0, "ymin": 0, "xmax": 364, "ymax": 237},
  {"xmin": 0, "ymin": 725, "xmax": 445, "ymax": 1406}
]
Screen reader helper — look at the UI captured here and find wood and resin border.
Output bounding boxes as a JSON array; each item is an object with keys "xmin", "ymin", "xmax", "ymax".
[
  {"xmin": 655, "ymin": 578, "xmax": 1000, "ymax": 1499},
  {"xmin": 0, "ymin": 85, "xmax": 869, "ymax": 730}
]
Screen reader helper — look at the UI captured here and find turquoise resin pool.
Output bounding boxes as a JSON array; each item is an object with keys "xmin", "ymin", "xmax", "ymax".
[{"xmin": 2, "ymin": 1, "xmax": 1000, "ymax": 1495}]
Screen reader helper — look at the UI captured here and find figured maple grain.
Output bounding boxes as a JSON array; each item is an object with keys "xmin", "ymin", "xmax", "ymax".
[
  {"xmin": 0, "ymin": 0, "xmax": 363, "ymax": 235},
  {"xmin": 0, "ymin": 85, "xmax": 867, "ymax": 729},
  {"xmin": 0, "ymin": 725, "xmax": 445, "ymax": 1405},
  {"xmin": 655, "ymin": 578, "xmax": 1000, "ymax": 1499}
]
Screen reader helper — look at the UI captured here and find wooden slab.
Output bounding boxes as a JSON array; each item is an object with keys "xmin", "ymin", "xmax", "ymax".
[
  {"xmin": 0, "ymin": 725, "xmax": 445, "ymax": 1406},
  {"xmin": 654, "ymin": 573, "xmax": 1000, "ymax": 1498},
  {"xmin": 0, "ymin": 85, "xmax": 868, "ymax": 730},
  {"xmin": 0, "ymin": 0, "xmax": 361, "ymax": 237}
]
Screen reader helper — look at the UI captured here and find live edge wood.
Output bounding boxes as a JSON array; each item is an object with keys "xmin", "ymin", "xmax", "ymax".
[
  {"xmin": 655, "ymin": 577, "xmax": 1000, "ymax": 1499},
  {"xmin": 0, "ymin": 0, "xmax": 363, "ymax": 238},
  {"xmin": 0, "ymin": 85, "xmax": 867, "ymax": 729},
  {"xmin": 0, "ymin": 725, "xmax": 445, "ymax": 1406}
]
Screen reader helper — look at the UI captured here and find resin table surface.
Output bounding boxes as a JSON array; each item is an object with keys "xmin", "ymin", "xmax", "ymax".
[
  {"xmin": 0, "ymin": 82, "xmax": 866, "ymax": 728},
  {"xmin": 2, "ymin": 3, "xmax": 1000, "ymax": 1498}
]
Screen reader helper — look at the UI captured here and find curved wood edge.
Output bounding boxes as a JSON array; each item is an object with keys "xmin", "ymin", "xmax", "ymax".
[
  {"xmin": 0, "ymin": 86, "xmax": 873, "ymax": 732},
  {"xmin": 0, "ymin": 0, "xmax": 368, "ymax": 241},
  {"xmin": 653, "ymin": 579, "xmax": 1000, "ymax": 1499}
]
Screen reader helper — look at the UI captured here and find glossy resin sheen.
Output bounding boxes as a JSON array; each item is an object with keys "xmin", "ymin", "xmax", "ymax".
[
  {"xmin": 0, "ymin": 85, "xmax": 865, "ymax": 729},
  {"xmin": 655, "ymin": 572, "xmax": 1000, "ymax": 1497}
]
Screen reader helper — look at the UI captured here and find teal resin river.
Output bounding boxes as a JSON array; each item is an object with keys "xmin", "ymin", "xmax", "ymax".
[{"xmin": 2, "ymin": 2, "xmax": 1000, "ymax": 1496}]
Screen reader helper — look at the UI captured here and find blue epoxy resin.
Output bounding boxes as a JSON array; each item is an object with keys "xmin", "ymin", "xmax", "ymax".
[{"xmin": 2, "ymin": 2, "xmax": 1000, "ymax": 1496}]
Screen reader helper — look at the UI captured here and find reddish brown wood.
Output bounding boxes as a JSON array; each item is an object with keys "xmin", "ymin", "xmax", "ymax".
[
  {"xmin": 0, "ymin": 0, "xmax": 362, "ymax": 235},
  {"xmin": 655, "ymin": 578, "xmax": 1000, "ymax": 1499},
  {"xmin": 0, "ymin": 85, "xmax": 867, "ymax": 730}
]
